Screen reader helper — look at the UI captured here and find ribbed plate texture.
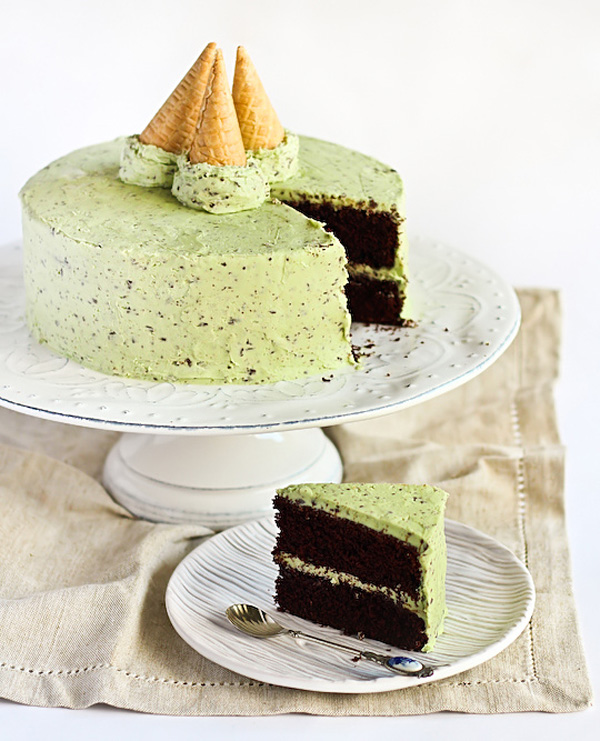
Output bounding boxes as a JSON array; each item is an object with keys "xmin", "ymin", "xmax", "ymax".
[{"xmin": 166, "ymin": 517, "xmax": 535, "ymax": 693}]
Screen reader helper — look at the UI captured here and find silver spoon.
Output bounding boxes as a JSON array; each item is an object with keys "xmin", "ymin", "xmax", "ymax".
[{"xmin": 225, "ymin": 603, "xmax": 435, "ymax": 678}]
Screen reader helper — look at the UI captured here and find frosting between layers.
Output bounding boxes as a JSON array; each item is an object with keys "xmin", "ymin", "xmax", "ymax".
[
  {"xmin": 347, "ymin": 260, "xmax": 408, "ymax": 290},
  {"xmin": 274, "ymin": 552, "xmax": 418, "ymax": 611}
]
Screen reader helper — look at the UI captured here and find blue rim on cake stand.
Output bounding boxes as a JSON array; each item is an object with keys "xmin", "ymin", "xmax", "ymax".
[{"xmin": 0, "ymin": 238, "xmax": 520, "ymax": 529}]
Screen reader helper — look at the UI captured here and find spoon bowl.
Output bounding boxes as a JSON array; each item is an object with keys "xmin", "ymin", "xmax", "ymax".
[{"xmin": 226, "ymin": 603, "xmax": 288, "ymax": 638}]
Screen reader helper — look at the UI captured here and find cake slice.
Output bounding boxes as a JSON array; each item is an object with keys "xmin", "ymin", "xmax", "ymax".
[{"xmin": 272, "ymin": 483, "xmax": 448, "ymax": 651}]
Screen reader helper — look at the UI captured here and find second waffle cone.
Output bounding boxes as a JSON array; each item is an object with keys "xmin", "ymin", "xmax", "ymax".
[{"xmin": 232, "ymin": 46, "xmax": 285, "ymax": 151}]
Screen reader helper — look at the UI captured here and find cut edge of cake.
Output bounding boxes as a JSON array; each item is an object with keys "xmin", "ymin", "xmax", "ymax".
[{"xmin": 272, "ymin": 482, "xmax": 448, "ymax": 652}]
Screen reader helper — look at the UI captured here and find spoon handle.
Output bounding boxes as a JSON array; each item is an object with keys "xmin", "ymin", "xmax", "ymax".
[{"xmin": 287, "ymin": 629, "xmax": 432, "ymax": 677}]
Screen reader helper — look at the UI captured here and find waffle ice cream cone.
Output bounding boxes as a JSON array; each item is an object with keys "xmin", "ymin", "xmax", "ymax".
[
  {"xmin": 140, "ymin": 42, "xmax": 217, "ymax": 154},
  {"xmin": 232, "ymin": 46, "xmax": 285, "ymax": 151},
  {"xmin": 189, "ymin": 49, "xmax": 247, "ymax": 167}
]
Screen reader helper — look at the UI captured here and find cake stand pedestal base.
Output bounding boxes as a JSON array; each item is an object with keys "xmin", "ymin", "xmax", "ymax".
[{"xmin": 102, "ymin": 428, "xmax": 342, "ymax": 530}]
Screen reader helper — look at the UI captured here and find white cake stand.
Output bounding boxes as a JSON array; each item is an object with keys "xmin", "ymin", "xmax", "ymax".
[{"xmin": 0, "ymin": 238, "xmax": 520, "ymax": 529}]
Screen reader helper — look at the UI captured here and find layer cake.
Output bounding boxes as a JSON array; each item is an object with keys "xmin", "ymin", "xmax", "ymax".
[
  {"xmin": 20, "ymin": 45, "xmax": 410, "ymax": 385},
  {"xmin": 273, "ymin": 483, "xmax": 448, "ymax": 651},
  {"xmin": 20, "ymin": 141, "xmax": 354, "ymax": 384}
]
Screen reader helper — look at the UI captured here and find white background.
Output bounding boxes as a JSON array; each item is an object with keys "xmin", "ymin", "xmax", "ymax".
[{"xmin": 1, "ymin": 0, "xmax": 598, "ymax": 738}]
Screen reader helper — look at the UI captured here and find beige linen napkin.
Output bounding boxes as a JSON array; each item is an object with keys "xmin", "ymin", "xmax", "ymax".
[{"xmin": 0, "ymin": 289, "xmax": 592, "ymax": 714}]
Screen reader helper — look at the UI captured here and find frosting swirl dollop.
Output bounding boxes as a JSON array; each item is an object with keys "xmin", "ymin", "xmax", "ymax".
[
  {"xmin": 250, "ymin": 130, "xmax": 299, "ymax": 184},
  {"xmin": 120, "ymin": 129, "xmax": 300, "ymax": 213},
  {"xmin": 172, "ymin": 157, "xmax": 270, "ymax": 213},
  {"xmin": 119, "ymin": 136, "xmax": 178, "ymax": 188}
]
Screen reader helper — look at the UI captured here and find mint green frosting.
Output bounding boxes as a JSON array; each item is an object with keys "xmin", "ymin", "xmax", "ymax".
[
  {"xmin": 172, "ymin": 156, "xmax": 269, "ymax": 213},
  {"xmin": 20, "ymin": 132, "xmax": 409, "ymax": 383},
  {"xmin": 276, "ymin": 483, "xmax": 448, "ymax": 650},
  {"xmin": 19, "ymin": 139, "xmax": 356, "ymax": 384},
  {"xmin": 119, "ymin": 135, "xmax": 178, "ymax": 188},
  {"xmin": 272, "ymin": 135, "xmax": 405, "ymax": 213},
  {"xmin": 250, "ymin": 130, "xmax": 299, "ymax": 184},
  {"xmin": 121, "ymin": 130, "xmax": 299, "ymax": 212}
]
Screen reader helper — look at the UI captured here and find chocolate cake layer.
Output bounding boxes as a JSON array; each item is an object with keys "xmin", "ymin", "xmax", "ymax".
[
  {"xmin": 282, "ymin": 198, "xmax": 401, "ymax": 270},
  {"xmin": 275, "ymin": 565, "xmax": 427, "ymax": 651},
  {"xmin": 273, "ymin": 495, "xmax": 421, "ymax": 598},
  {"xmin": 345, "ymin": 273, "xmax": 405, "ymax": 325}
]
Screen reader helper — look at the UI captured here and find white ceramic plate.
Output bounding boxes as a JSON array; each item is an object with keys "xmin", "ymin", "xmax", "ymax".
[
  {"xmin": 0, "ymin": 238, "xmax": 520, "ymax": 434},
  {"xmin": 166, "ymin": 517, "xmax": 535, "ymax": 693}
]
